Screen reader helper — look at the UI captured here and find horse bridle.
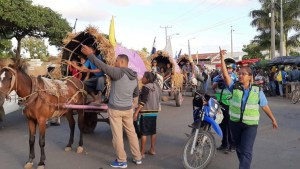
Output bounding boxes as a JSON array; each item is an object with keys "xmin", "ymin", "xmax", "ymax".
[{"xmin": 0, "ymin": 67, "xmax": 17, "ymax": 99}]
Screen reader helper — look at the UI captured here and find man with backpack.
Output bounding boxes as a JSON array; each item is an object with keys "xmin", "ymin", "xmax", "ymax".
[{"xmin": 212, "ymin": 58, "xmax": 237, "ymax": 154}]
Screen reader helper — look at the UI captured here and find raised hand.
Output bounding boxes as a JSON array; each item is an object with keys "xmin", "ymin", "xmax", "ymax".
[
  {"xmin": 219, "ymin": 46, "xmax": 227, "ymax": 60},
  {"xmin": 81, "ymin": 45, "xmax": 94, "ymax": 56}
]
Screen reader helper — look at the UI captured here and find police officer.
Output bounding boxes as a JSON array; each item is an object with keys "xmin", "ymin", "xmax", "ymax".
[
  {"xmin": 212, "ymin": 58, "xmax": 237, "ymax": 153},
  {"xmin": 219, "ymin": 48, "xmax": 278, "ymax": 169}
]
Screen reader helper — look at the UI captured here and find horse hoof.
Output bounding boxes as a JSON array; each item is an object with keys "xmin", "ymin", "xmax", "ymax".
[
  {"xmin": 76, "ymin": 146, "xmax": 84, "ymax": 153},
  {"xmin": 64, "ymin": 146, "xmax": 72, "ymax": 152},
  {"xmin": 24, "ymin": 162, "xmax": 33, "ymax": 169},
  {"xmin": 37, "ymin": 165, "xmax": 45, "ymax": 169}
]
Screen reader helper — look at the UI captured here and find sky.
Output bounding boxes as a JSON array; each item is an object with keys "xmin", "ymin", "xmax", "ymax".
[{"xmin": 29, "ymin": 0, "xmax": 261, "ymax": 56}]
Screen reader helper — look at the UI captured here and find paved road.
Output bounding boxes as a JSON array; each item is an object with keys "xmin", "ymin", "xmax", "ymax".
[{"xmin": 0, "ymin": 95, "xmax": 299, "ymax": 169}]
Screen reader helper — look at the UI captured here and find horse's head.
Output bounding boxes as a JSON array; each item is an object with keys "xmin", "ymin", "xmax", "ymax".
[{"xmin": 0, "ymin": 66, "xmax": 17, "ymax": 102}]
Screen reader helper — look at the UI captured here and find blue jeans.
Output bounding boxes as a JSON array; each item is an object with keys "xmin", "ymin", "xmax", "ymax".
[
  {"xmin": 268, "ymin": 81, "xmax": 276, "ymax": 96},
  {"xmin": 278, "ymin": 82, "xmax": 283, "ymax": 96},
  {"xmin": 84, "ymin": 76, "xmax": 105, "ymax": 93},
  {"xmin": 230, "ymin": 121, "xmax": 258, "ymax": 169}
]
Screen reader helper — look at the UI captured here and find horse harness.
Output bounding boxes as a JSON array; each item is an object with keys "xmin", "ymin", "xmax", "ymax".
[{"xmin": 0, "ymin": 67, "xmax": 87, "ymax": 112}]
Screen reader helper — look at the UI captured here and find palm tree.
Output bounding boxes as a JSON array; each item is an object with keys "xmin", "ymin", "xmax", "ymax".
[{"xmin": 250, "ymin": 0, "xmax": 300, "ymax": 56}]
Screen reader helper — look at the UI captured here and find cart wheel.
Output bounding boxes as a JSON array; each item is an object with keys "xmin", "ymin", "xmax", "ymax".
[
  {"xmin": 83, "ymin": 112, "xmax": 98, "ymax": 133},
  {"xmin": 175, "ymin": 91, "xmax": 183, "ymax": 107}
]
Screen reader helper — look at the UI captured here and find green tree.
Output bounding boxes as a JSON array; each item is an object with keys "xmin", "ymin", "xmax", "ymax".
[
  {"xmin": 0, "ymin": 0, "xmax": 72, "ymax": 58},
  {"xmin": 0, "ymin": 39, "xmax": 13, "ymax": 58},
  {"xmin": 141, "ymin": 47, "xmax": 149, "ymax": 54},
  {"xmin": 289, "ymin": 50, "xmax": 300, "ymax": 56},
  {"xmin": 21, "ymin": 36, "xmax": 48, "ymax": 59},
  {"xmin": 249, "ymin": 0, "xmax": 300, "ymax": 55},
  {"xmin": 242, "ymin": 44, "xmax": 264, "ymax": 60}
]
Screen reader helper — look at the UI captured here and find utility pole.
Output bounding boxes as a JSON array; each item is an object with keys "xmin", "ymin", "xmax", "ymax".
[
  {"xmin": 160, "ymin": 26, "xmax": 172, "ymax": 46},
  {"xmin": 271, "ymin": 0, "xmax": 276, "ymax": 59},
  {"xmin": 231, "ymin": 26, "xmax": 234, "ymax": 58},
  {"xmin": 73, "ymin": 18, "xmax": 78, "ymax": 33},
  {"xmin": 188, "ymin": 37, "xmax": 195, "ymax": 58},
  {"xmin": 280, "ymin": 0, "xmax": 285, "ymax": 56}
]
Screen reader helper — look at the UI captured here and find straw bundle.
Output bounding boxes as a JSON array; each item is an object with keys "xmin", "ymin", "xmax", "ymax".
[
  {"xmin": 177, "ymin": 54, "xmax": 191, "ymax": 64},
  {"xmin": 171, "ymin": 73, "xmax": 184, "ymax": 91},
  {"xmin": 138, "ymin": 51, "xmax": 151, "ymax": 71},
  {"xmin": 62, "ymin": 26, "xmax": 116, "ymax": 66},
  {"xmin": 48, "ymin": 55, "xmax": 63, "ymax": 79}
]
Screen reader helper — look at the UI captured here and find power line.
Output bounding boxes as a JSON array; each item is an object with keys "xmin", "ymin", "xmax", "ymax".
[
  {"xmin": 171, "ymin": 0, "xmax": 225, "ymax": 28},
  {"xmin": 168, "ymin": 0, "xmax": 208, "ymax": 25},
  {"xmin": 177, "ymin": 15, "xmax": 248, "ymax": 38}
]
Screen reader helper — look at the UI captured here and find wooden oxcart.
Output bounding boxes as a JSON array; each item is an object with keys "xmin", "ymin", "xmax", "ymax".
[
  {"xmin": 60, "ymin": 27, "xmax": 148, "ymax": 132},
  {"xmin": 63, "ymin": 104, "xmax": 109, "ymax": 133},
  {"xmin": 59, "ymin": 27, "xmax": 116, "ymax": 133},
  {"xmin": 150, "ymin": 50, "xmax": 184, "ymax": 107},
  {"xmin": 177, "ymin": 54, "xmax": 197, "ymax": 96}
]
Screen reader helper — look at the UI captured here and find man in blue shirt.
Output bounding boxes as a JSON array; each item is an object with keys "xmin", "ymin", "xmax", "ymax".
[
  {"xmin": 67, "ymin": 54, "xmax": 105, "ymax": 105},
  {"xmin": 289, "ymin": 66, "xmax": 300, "ymax": 82}
]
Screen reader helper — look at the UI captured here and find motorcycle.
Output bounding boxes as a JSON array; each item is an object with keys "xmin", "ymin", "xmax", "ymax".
[
  {"xmin": 254, "ymin": 75, "xmax": 271, "ymax": 96},
  {"xmin": 182, "ymin": 91, "xmax": 223, "ymax": 169}
]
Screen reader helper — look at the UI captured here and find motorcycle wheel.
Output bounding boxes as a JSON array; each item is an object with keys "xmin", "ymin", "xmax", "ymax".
[
  {"xmin": 291, "ymin": 90, "xmax": 300, "ymax": 104},
  {"xmin": 182, "ymin": 130, "xmax": 216, "ymax": 169}
]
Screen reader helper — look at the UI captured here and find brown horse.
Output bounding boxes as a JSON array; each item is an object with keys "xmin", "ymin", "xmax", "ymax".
[{"xmin": 0, "ymin": 64, "xmax": 87, "ymax": 169}]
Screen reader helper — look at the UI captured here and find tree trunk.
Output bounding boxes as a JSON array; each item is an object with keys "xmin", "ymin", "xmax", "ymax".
[{"xmin": 16, "ymin": 38, "xmax": 21, "ymax": 59}]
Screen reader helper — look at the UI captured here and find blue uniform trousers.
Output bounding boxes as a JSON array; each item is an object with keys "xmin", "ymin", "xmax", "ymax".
[{"xmin": 230, "ymin": 121, "xmax": 258, "ymax": 169}]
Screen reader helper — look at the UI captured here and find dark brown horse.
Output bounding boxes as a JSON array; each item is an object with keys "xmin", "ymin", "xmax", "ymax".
[{"xmin": 0, "ymin": 63, "xmax": 87, "ymax": 169}]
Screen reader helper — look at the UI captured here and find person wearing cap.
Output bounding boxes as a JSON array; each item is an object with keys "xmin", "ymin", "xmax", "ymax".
[
  {"xmin": 212, "ymin": 57, "xmax": 237, "ymax": 153},
  {"xmin": 219, "ymin": 48, "xmax": 278, "ymax": 169}
]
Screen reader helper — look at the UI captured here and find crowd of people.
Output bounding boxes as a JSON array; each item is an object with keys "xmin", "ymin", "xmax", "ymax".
[{"xmin": 47, "ymin": 45, "xmax": 282, "ymax": 169}]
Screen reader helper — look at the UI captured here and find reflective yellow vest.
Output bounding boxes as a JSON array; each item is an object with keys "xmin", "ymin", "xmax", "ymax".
[
  {"xmin": 229, "ymin": 83, "xmax": 260, "ymax": 125},
  {"xmin": 215, "ymin": 88, "xmax": 232, "ymax": 105}
]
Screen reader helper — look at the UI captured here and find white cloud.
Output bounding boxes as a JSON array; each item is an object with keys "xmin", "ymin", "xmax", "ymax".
[
  {"xmin": 163, "ymin": 0, "xmax": 251, "ymax": 6},
  {"xmin": 209, "ymin": 0, "xmax": 251, "ymax": 6},
  {"xmin": 104, "ymin": 0, "xmax": 152, "ymax": 6},
  {"xmin": 32, "ymin": 0, "xmax": 111, "ymax": 22}
]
